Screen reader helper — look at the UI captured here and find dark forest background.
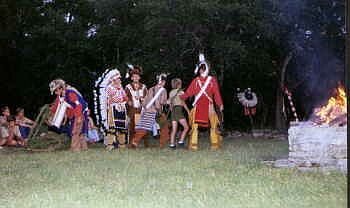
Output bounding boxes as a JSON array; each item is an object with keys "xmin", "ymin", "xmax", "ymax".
[{"xmin": 0, "ymin": 0, "xmax": 345, "ymax": 131}]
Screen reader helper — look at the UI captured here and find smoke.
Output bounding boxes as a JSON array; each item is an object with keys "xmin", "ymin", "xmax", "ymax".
[{"xmin": 273, "ymin": 0, "xmax": 345, "ymax": 118}]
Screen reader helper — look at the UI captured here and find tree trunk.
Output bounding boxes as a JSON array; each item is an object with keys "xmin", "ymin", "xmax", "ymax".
[
  {"xmin": 257, "ymin": 93, "xmax": 268, "ymax": 129},
  {"xmin": 275, "ymin": 52, "xmax": 293, "ymax": 131}
]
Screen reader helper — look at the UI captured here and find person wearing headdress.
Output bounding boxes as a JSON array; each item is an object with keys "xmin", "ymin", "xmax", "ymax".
[
  {"xmin": 130, "ymin": 73, "xmax": 169, "ymax": 148},
  {"xmin": 237, "ymin": 88, "xmax": 257, "ymax": 116},
  {"xmin": 236, "ymin": 87, "xmax": 258, "ymax": 131},
  {"xmin": 105, "ymin": 69, "xmax": 129, "ymax": 150},
  {"xmin": 49, "ymin": 79, "xmax": 89, "ymax": 152},
  {"xmin": 180, "ymin": 53, "xmax": 224, "ymax": 150},
  {"xmin": 124, "ymin": 64, "xmax": 149, "ymax": 146}
]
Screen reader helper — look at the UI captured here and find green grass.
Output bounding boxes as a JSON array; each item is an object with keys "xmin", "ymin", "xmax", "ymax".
[{"xmin": 0, "ymin": 136, "xmax": 347, "ymax": 208}]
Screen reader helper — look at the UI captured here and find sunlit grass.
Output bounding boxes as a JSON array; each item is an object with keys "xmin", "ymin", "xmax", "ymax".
[{"xmin": 0, "ymin": 136, "xmax": 347, "ymax": 208}]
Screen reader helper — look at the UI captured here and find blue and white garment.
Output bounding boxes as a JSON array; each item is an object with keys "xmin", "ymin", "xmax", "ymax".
[
  {"xmin": 86, "ymin": 129, "xmax": 100, "ymax": 142},
  {"xmin": 64, "ymin": 87, "xmax": 89, "ymax": 137},
  {"xmin": 135, "ymin": 112, "xmax": 157, "ymax": 132}
]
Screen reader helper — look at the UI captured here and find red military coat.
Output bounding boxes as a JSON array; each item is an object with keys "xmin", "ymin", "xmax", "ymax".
[{"xmin": 180, "ymin": 76, "xmax": 223, "ymax": 126}]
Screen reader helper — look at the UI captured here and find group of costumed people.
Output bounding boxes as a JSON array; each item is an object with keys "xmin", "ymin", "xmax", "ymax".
[{"xmin": 47, "ymin": 53, "xmax": 224, "ymax": 152}]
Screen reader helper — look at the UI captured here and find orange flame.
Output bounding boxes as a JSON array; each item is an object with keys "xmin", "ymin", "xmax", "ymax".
[{"xmin": 314, "ymin": 85, "xmax": 347, "ymax": 124}]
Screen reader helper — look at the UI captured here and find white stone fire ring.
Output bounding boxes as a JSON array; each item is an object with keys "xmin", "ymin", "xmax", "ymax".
[{"xmin": 274, "ymin": 121, "xmax": 347, "ymax": 173}]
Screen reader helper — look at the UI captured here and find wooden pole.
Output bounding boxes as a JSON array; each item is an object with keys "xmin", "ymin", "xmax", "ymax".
[
  {"xmin": 28, "ymin": 104, "xmax": 50, "ymax": 140},
  {"xmin": 275, "ymin": 52, "xmax": 293, "ymax": 131}
]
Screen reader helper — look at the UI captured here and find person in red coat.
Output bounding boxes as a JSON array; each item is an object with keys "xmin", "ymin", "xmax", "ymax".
[{"xmin": 180, "ymin": 53, "xmax": 224, "ymax": 150}]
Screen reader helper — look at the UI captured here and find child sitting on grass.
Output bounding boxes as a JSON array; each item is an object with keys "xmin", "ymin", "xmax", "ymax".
[
  {"xmin": 4, "ymin": 115, "xmax": 25, "ymax": 147},
  {"xmin": 86, "ymin": 109, "xmax": 101, "ymax": 143},
  {"xmin": 15, "ymin": 107, "xmax": 36, "ymax": 140},
  {"xmin": 0, "ymin": 106, "xmax": 11, "ymax": 148}
]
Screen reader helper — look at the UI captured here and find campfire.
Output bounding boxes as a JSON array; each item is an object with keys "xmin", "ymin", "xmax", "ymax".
[
  {"xmin": 311, "ymin": 85, "xmax": 347, "ymax": 126},
  {"xmin": 272, "ymin": 84, "xmax": 348, "ymax": 173}
]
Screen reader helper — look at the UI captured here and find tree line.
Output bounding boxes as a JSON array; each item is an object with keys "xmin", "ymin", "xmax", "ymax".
[{"xmin": 0, "ymin": 0, "xmax": 345, "ymax": 131}]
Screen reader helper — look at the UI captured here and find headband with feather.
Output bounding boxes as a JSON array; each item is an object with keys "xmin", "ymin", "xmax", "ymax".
[
  {"xmin": 156, "ymin": 73, "xmax": 169, "ymax": 84},
  {"xmin": 125, "ymin": 63, "xmax": 142, "ymax": 79}
]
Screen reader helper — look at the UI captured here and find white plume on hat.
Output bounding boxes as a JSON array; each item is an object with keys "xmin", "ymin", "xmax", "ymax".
[
  {"xmin": 125, "ymin": 63, "xmax": 134, "ymax": 78},
  {"xmin": 194, "ymin": 53, "xmax": 209, "ymax": 77},
  {"xmin": 199, "ymin": 53, "xmax": 205, "ymax": 62},
  {"xmin": 156, "ymin": 73, "xmax": 169, "ymax": 84}
]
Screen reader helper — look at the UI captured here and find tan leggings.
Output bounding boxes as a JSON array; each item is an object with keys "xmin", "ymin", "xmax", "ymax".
[
  {"xmin": 188, "ymin": 107, "xmax": 222, "ymax": 151},
  {"xmin": 70, "ymin": 117, "xmax": 88, "ymax": 152}
]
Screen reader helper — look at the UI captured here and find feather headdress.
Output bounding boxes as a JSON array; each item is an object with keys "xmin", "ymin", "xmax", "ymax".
[{"xmin": 93, "ymin": 68, "xmax": 122, "ymax": 133}]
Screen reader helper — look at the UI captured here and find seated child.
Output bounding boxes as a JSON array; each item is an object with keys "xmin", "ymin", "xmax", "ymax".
[
  {"xmin": 86, "ymin": 109, "xmax": 100, "ymax": 143},
  {"xmin": 4, "ymin": 115, "xmax": 25, "ymax": 147},
  {"xmin": 15, "ymin": 107, "xmax": 36, "ymax": 140},
  {"xmin": 0, "ymin": 106, "xmax": 11, "ymax": 147}
]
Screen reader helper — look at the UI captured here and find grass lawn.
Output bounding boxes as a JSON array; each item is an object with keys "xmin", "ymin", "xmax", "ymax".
[{"xmin": 0, "ymin": 135, "xmax": 347, "ymax": 208}]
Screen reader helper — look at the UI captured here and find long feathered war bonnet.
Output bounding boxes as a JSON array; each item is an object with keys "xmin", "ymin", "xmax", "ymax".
[{"xmin": 93, "ymin": 68, "xmax": 123, "ymax": 133}]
